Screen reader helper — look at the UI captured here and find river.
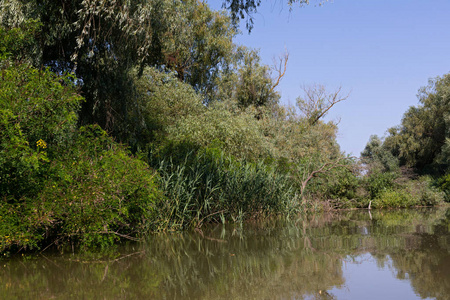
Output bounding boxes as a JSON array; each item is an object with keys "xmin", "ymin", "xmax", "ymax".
[{"xmin": 1, "ymin": 207, "xmax": 449, "ymax": 299}]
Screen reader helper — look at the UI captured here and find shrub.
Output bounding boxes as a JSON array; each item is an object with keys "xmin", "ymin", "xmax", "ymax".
[
  {"xmin": 41, "ymin": 125, "xmax": 162, "ymax": 250},
  {"xmin": 404, "ymin": 176, "xmax": 445, "ymax": 206},
  {"xmin": 1, "ymin": 125, "xmax": 163, "ymax": 253},
  {"xmin": 0, "ymin": 62, "xmax": 81, "ymax": 200},
  {"xmin": 436, "ymin": 173, "xmax": 450, "ymax": 202},
  {"xmin": 366, "ymin": 171, "xmax": 398, "ymax": 199},
  {"xmin": 372, "ymin": 189, "xmax": 413, "ymax": 209},
  {"xmin": 371, "ymin": 176, "xmax": 445, "ymax": 209},
  {"xmin": 0, "ymin": 59, "xmax": 82, "ymax": 253},
  {"xmin": 127, "ymin": 67, "xmax": 204, "ymax": 149},
  {"xmin": 0, "ymin": 61, "xmax": 163, "ymax": 253},
  {"xmin": 166, "ymin": 102, "xmax": 271, "ymax": 161}
]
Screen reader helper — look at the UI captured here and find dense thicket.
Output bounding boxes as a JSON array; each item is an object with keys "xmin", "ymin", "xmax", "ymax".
[
  {"xmin": 362, "ymin": 75, "xmax": 450, "ymax": 204},
  {"xmin": 1, "ymin": 0, "xmax": 445, "ymax": 255}
]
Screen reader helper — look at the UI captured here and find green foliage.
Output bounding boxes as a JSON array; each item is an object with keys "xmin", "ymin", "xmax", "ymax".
[
  {"xmin": 405, "ymin": 176, "xmax": 445, "ymax": 206},
  {"xmin": 0, "ymin": 63, "xmax": 81, "ymax": 144},
  {"xmin": 151, "ymin": 146, "xmax": 301, "ymax": 230},
  {"xmin": 128, "ymin": 67, "xmax": 204, "ymax": 148},
  {"xmin": 0, "ymin": 109, "xmax": 45, "ymax": 199},
  {"xmin": 1, "ymin": 0, "xmax": 237, "ymax": 132},
  {"xmin": 361, "ymin": 135, "xmax": 399, "ymax": 173},
  {"xmin": 382, "ymin": 74, "xmax": 450, "ymax": 174},
  {"xmin": 166, "ymin": 102, "xmax": 271, "ymax": 161},
  {"xmin": 0, "ymin": 198, "xmax": 45, "ymax": 253},
  {"xmin": 371, "ymin": 190, "xmax": 414, "ymax": 209},
  {"xmin": 159, "ymin": 0, "xmax": 236, "ymax": 100},
  {"xmin": 319, "ymin": 165, "xmax": 361, "ymax": 206},
  {"xmin": 0, "ymin": 61, "xmax": 81, "ymax": 199},
  {"xmin": 0, "ymin": 56, "xmax": 162, "ymax": 253},
  {"xmin": 0, "ymin": 124, "xmax": 163, "ymax": 253},
  {"xmin": 437, "ymin": 173, "xmax": 450, "ymax": 201},
  {"xmin": 2, "ymin": 0, "xmax": 415, "ymax": 256},
  {"xmin": 366, "ymin": 171, "xmax": 398, "ymax": 199},
  {"xmin": 215, "ymin": 47, "xmax": 280, "ymax": 109},
  {"xmin": 361, "ymin": 73, "xmax": 450, "ymax": 207},
  {"xmin": 0, "ymin": 19, "xmax": 40, "ymax": 62},
  {"xmin": 372, "ymin": 176, "xmax": 445, "ymax": 209},
  {"xmin": 40, "ymin": 125, "xmax": 161, "ymax": 250},
  {"xmin": 361, "ymin": 72, "xmax": 450, "ymax": 208},
  {"xmin": 260, "ymin": 105, "xmax": 341, "ymax": 162}
]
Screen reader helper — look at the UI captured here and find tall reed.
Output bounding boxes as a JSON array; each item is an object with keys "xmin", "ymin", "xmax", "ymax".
[{"xmin": 150, "ymin": 146, "xmax": 301, "ymax": 230}]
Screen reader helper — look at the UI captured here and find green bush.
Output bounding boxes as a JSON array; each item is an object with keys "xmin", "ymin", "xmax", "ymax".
[
  {"xmin": 372, "ymin": 189, "xmax": 413, "ymax": 209},
  {"xmin": 310, "ymin": 160, "xmax": 360, "ymax": 206},
  {"xmin": 437, "ymin": 173, "xmax": 450, "ymax": 201},
  {"xmin": 0, "ymin": 61, "xmax": 163, "ymax": 253},
  {"xmin": 0, "ymin": 59, "xmax": 81, "ymax": 253},
  {"xmin": 371, "ymin": 176, "xmax": 445, "ymax": 209},
  {"xmin": 42, "ymin": 125, "xmax": 162, "ymax": 250},
  {"xmin": 166, "ymin": 102, "xmax": 271, "ymax": 161},
  {"xmin": 0, "ymin": 62, "xmax": 81, "ymax": 200},
  {"xmin": 127, "ymin": 67, "xmax": 204, "ymax": 149},
  {"xmin": 404, "ymin": 176, "xmax": 445, "ymax": 206},
  {"xmin": 0, "ymin": 109, "xmax": 46, "ymax": 199},
  {"xmin": 366, "ymin": 171, "xmax": 398, "ymax": 199},
  {"xmin": 1, "ymin": 125, "xmax": 163, "ymax": 253}
]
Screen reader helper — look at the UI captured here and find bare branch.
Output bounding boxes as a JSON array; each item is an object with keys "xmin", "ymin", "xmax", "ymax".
[
  {"xmin": 270, "ymin": 50, "xmax": 289, "ymax": 93},
  {"xmin": 297, "ymin": 84, "xmax": 350, "ymax": 125}
]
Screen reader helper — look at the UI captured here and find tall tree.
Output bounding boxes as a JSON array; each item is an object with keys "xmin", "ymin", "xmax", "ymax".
[
  {"xmin": 215, "ymin": 47, "xmax": 282, "ymax": 109},
  {"xmin": 361, "ymin": 135, "xmax": 399, "ymax": 173},
  {"xmin": 1, "ymin": 0, "xmax": 236, "ymax": 136},
  {"xmin": 382, "ymin": 74, "xmax": 450, "ymax": 174}
]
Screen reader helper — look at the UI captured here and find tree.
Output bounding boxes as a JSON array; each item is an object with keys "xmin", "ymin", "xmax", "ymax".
[
  {"xmin": 296, "ymin": 156, "xmax": 353, "ymax": 199},
  {"xmin": 1, "ymin": 0, "xmax": 237, "ymax": 136},
  {"xmin": 382, "ymin": 74, "xmax": 450, "ymax": 174},
  {"xmin": 160, "ymin": 1, "xmax": 236, "ymax": 101},
  {"xmin": 361, "ymin": 135, "xmax": 399, "ymax": 173},
  {"xmin": 234, "ymin": 48, "xmax": 281, "ymax": 109},
  {"xmin": 212, "ymin": 46, "xmax": 284, "ymax": 112},
  {"xmin": 296, "ymin": 84, "xmax": 349, "ymax": 126}
]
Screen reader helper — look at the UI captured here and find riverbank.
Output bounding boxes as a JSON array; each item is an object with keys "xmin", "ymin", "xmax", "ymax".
[{"xmin": 1, "ymin": 6, "xmax": 449, "ymax": 257}]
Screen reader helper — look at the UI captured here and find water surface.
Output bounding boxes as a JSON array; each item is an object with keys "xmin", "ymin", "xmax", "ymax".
[{"xmin": 1, "ymin": 208, "xmax": 449, "ymax": 299}]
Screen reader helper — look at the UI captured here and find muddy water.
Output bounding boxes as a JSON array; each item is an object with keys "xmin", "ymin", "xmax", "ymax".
[{"xmin": 1, "ymin": 208, "xmax": 449, "ymax": 299}]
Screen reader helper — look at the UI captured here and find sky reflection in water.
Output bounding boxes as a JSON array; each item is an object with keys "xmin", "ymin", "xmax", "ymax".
[{"xmin": 1, "ymin": 207, "xmax": 449, "ymax": 299}]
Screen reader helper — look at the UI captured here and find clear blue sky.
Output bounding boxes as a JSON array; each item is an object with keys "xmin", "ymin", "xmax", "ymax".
[{"xmin": 208, "ymin": 0, "xmax": 450, "ymax": 156}]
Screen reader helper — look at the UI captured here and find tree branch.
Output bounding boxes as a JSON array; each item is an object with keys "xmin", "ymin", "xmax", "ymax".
[
  {"xmin": 299, "ymin": 156, "xmax": 354, "ymax": 199},
  {"xmin": 270, "ymin": 50, "xmax": 289, "ymax": 93},
  {"xmin": 297, "ymin": 84, "xmax": 350, "ymax": 125}
]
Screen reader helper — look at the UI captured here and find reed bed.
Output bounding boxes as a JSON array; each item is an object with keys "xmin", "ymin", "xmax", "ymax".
[{"xmin": 151, "ymin": 148, "xmax": 301, "ymax": 230}]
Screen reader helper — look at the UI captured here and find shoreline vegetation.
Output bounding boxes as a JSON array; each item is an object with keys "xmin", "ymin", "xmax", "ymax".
[{"xmin": 1, "ymin": 1, "xmax": 449, "ymax": 255}]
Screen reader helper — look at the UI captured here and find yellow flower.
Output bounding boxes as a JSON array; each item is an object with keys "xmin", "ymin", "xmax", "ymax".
[{"xmin": 36, "ymin": 139, "xmax": 47, "ymax": 149}]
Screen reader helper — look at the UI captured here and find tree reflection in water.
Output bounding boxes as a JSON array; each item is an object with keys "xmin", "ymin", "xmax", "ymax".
[{"xmin": 0, "ymin": 208, "xmax": 448, "ymax": 299}]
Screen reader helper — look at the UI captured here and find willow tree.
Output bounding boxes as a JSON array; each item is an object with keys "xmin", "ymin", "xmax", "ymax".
[
  {"xmin": 383, "ymin": 74, "xmax": 450, "ymax": 174},
  {"xmin": 0, "ymin": 0, "xmax": 236, "ymax": 137}
]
